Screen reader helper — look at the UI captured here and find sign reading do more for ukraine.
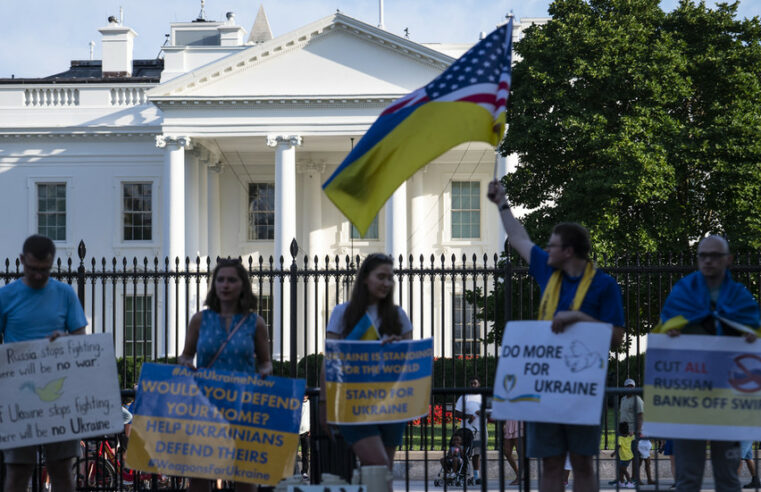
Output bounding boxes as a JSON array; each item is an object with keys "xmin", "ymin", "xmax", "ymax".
[
  {"xmin": 325, "ymin": 338, "xmax": 433, "ymax": 424},
  {"xmin": 125, "ymin": 363, "xmax": 305, "ymax": 485},
  {"xmin": 643, "ymin": 334, "xmax": 761, "ymax": 441}
]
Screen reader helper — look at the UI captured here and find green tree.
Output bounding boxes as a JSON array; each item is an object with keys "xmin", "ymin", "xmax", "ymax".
[{"xmin": 501, "ymin": 0, "xmax": 761, "ymax": 254}]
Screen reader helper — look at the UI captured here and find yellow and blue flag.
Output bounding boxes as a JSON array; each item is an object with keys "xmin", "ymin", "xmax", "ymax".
[{"xmin": 323, "ymin": 20, "xmax": 513, "ymax": 235}]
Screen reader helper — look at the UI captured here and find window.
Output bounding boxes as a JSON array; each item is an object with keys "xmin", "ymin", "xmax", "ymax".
[
  {"xmin": 125, "ymin": 295, "xmax": 152, "ymax": 357},
  {"xmin": 453, "ymin": 294, "xmax": 479, "ymax": 356},
  {"xmin": 248, "ymin": 183, "xmax": 275, "ymax": 240},
  {"xmin": 451, "ymin": 181, "xmax": 480, "ymax": 239},
  {"xmin": 37, "ymin": 183, "xmax": 66, "ymax": 241},
  {"xmin": 257, "ymin": 294, "xmax": 273, "ymax": 329},
  {"xmin": 123, "ymin": 183, "xmax": 152, "ymax": 241},
  {"xmin": 351, "ymin": 216, "xmax": 379, "ymax": 240}
]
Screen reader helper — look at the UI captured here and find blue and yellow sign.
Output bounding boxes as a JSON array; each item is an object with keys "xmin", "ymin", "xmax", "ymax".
[
  {"xmin": 324, "ymin": 338, "xmax": 433, "ymax": 424},
  {"xmin": 125, "ymin": 363, "xmax": 305, "ymax": 485},
  {"xmin": 643, "ymin": 334, "xmax": 761, "ymax": 441}
]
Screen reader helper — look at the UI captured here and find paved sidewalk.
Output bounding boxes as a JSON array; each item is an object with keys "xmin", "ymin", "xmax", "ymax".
[{"xmin": 392, "ymin": 479, "xmax": 727, "ymax": 491}]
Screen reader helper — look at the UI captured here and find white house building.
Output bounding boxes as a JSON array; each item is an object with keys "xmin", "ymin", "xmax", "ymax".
[{"xmin": 0, "ymin": 7, "xmax": 546, "ymax": 360}]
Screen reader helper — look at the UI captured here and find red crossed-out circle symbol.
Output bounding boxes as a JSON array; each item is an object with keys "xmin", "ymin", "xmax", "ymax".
[{"xmin": 728, "ymin": 354, "xmax": 761, "ymax": 393}]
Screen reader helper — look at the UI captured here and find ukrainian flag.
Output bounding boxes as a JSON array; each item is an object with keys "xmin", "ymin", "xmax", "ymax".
[{"xmin": 323, "ymin": 20, "xmax": 513, "ymax": 235}]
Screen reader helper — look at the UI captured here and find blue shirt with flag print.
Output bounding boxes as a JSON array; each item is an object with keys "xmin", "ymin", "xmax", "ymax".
[
  {"xmin": 327, "ymin": 303, "xmax": 413, "ymax": 338},
  {"xmin": 529, "ymin": 245, "xmax": 625, "ymax": 327}
]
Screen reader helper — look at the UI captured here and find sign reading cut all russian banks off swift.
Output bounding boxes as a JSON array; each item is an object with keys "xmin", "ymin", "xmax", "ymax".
[
  {"xmin": 125, "ymin": 363, "xmax": 305, "ymax": 485},
  {"xmin": 324, "ymin": 338, "xmax": 433, "ymax": 424},
  {"xmin": 643, "ymin": 334, "xmax": 761, "ymax": 441}
]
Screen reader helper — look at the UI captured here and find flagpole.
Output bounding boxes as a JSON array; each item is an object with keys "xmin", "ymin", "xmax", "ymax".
[{"xmin": 488, "ymin": 13, "xmax": 513, "ymax": 202}]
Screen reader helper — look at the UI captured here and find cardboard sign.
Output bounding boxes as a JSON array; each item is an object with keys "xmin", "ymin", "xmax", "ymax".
[
  {"xmin": 492, "ymin": 321, "xmax": 612, "ymax": 425},
  {"xmin": 643, "ymin": 334, "xmax": 761, "ymax": 440},
  {"xmin": 0, "ymin": 333, "xmax": 122, "ymax": 449},
  {"xmin": 324, "ymin": 338, "xmax": 433, "ymax": 424},
  {"xmin": 125, "ymin": 363, "xmax": 305, "ymax": 485}
]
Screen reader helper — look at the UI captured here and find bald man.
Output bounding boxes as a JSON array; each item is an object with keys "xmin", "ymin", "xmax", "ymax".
[{"xmin": 655, "ymin": 235, "xmax": 760, "ymax": 492}]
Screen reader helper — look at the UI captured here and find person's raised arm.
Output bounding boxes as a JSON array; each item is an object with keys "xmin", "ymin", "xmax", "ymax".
[{"xmin": 487, "ymin": 180, "xmax": 535, "ymax": 264}]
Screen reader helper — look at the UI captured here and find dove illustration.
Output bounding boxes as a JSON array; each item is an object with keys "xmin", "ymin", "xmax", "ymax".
[
  {"xmin": 20, "ymin": 377, "xmax": 65, "ymax": 402},
  {"xmin": 564, "ymin": 340, "xmax": 602, "ymax": 373}
]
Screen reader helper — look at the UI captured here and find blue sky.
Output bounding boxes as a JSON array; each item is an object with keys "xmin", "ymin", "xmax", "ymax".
[{"xmin": 1, "ymin": 0, "xmax": 759, "ymax": 78}]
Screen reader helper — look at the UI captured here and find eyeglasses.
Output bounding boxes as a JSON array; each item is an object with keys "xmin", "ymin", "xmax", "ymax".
[{"xmin": 697, "ymin": 252, "xmax": 728, "ymax": 260}]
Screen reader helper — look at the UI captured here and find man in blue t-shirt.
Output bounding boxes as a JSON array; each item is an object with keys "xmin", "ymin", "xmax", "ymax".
[
  {"xmin": 1, "ymin": 235, "xmax": 88, "ymax": 492},
  {"xmin": 488, "ymin": 180, "xmax": 624, "ymax": 492}
]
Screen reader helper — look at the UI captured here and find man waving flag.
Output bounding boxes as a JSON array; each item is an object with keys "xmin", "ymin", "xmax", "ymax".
[{"xmin": 323, "ymin": 19, "xmax": 513, "ymax": 236}]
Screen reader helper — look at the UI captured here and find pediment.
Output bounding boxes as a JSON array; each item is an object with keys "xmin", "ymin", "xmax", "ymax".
[{"xmin": 148, "ymin": 13, "xmax": 454, "ymax": 101}]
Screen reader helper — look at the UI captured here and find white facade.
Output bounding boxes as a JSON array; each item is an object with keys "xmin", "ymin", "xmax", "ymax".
[{"xmin": 0, "ymin": 10, "xmax": 544, "ymax": 358}]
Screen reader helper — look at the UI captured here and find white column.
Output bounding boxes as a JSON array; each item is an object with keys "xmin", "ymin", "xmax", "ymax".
[
  {"xmin": 198, "ymin": 155, "xmax": 209, "ymax": 257},
  {"xmin": 299, "ymin": 161, "xmax": 326, "ymax": 358},
  {"xmin": 207, "ymin": 162, "xmax": 223, "ymax": 263},
  {"xmin": 156, "ymin": 136, "xmax": 190, "ymax": 262},
  {"xmin": 185, "ymin": 150, "xmax": 200, "ymax": 259},
  {"xmin": 385, "ymin": 181, "xmax": 408, "ymax": 264},
  {"xmin": 155, "ymin": 135, "xmax": 191, "ymax": 357},
  {"xmin": 410, "ymin": 171, "xmax": 428, "ymax": 339},
  {"xmin": 497, "ymin": 153, "xmax": 509, "ymax": 251},
  {"xmin": 267, "ymin": 134, "xmax": 302, "ymax": 360}
]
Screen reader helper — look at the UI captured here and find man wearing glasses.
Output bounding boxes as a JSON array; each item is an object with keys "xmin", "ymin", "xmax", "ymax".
[
  {"xmin": 656, "ymin": 235, "xmax": 759, "ymax": 492},
  {"xmin": 487, "ymin": 180, "xmax": 625, "ymax": 492},
  {"xmin": 1, "ymin": 235, "xmax": 87, "ymax": 492}
]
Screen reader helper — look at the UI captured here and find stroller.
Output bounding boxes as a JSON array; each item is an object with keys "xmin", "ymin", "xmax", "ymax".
[{"xmin": 433, "ymin": 427, "xmax": 475, "ymax": 487}]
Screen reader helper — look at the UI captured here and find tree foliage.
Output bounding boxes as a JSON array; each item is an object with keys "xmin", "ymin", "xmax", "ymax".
[{"xmin": 501, "ymin": 0, "xmax": 761, "ymax": 254}]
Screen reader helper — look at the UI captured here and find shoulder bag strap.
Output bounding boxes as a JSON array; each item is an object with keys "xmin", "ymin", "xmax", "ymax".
[{"xmin": 203, "ymin": 313, "xmax": 250, "ymax": 369}]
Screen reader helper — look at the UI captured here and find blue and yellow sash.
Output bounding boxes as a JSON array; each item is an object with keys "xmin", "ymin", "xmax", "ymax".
[
  {"xmin": 538, "ymin": 262, "xmax": 596, "ymax": 320},
  {"xmin": 345, "ymin": 313, "xmax": 380, "ymax": 341}
]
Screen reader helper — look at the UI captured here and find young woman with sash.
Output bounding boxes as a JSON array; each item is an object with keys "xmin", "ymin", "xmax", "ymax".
[
  {"xmin": 178, "ymin": 258, "xmax": 272, "ymax": 492},
  {"xmin": 320, "ymin": 253, "xmax": 413, "ymax": 471}
]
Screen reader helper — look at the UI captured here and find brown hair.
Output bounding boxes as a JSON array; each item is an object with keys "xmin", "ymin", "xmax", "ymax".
[
  {"xmin": 342, "ymin": 253, "xmax": 401, "ymax": 338},
  {"xmin": 204, "ymin": 259, "xmax": 258, "ymax": 313},
  {"xmin": 551, "ymin": 223, "xmax": 591, "ymax": 260}
]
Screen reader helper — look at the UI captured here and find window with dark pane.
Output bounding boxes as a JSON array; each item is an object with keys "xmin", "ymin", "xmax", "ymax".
[
  {"xmin": 350, "ymin": 215, "xmax": 379, "ymax": 240},
  {"xmin": 125, "ymin": 295, "xmax": 152, "ymax": 357},
  {"xmin": 37, "ymin": 183, "xmax": 66, "ymax": 240},
  {"xmin": 248, "ymin": 183, "xmax": 275, "ymax": 240},
  {"xmin": 453, "ymin": 293, "xmax": 479, "ymax": 356},
  {"xmin": 123, "ymin": 183, "xmax": 152, "ymax": 241}
]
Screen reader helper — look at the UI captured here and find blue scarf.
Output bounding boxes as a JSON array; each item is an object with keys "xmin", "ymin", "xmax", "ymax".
[{"xmin": 655, "ymin": 271, "xmax": 761, "ymax": 336}]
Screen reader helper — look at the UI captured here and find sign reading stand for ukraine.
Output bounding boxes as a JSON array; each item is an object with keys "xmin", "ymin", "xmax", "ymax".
[
  {"xmin": 325, "ymin": 338, "xmax": 433, "ymax": 424},
  {"xmin": 492, "ymin": 321, "xmax": 612, "ymax": 425},
  {"xmin": 125, "ymin": 363, "xmax": 305, "ymax": 485},
  {"xmin": 643, "ymin": 334, "xmax": 761, "ymax": 441}
]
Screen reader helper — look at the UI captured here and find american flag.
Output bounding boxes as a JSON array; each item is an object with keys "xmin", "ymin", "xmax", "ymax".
[{"xmin": 381, "ymin": 19, "xmax": 512, "ymax": 124}]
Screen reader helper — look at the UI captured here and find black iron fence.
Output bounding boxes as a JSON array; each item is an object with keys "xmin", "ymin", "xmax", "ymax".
[{"xmin": 4, "ymin": 240, "xmax": 761, "ymax": 389}]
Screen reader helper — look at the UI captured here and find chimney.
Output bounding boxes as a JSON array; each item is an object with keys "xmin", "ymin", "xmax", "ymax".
[{"xmin": 98, "ymin": 16, "xmax": 137, "ymax": 78}]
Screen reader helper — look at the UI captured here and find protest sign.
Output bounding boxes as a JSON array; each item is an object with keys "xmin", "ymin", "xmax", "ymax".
[
  {"xmin": 0, "ymin": 333, "xmax": 122, "ymax": 450},
  {"xmin": 491, "ymin": 321, "xmax": 612, "ymax": 425},
  {"xmin": 125, "ymin": 363, "xmax": 304, "ymax": 485},
  {"xmin": 643, "ymin": 334, "xmax": 761, "ymax": 440},
  {"xmin": 324, "ymin": 338, "xmax": 433, "ymax": 424}
]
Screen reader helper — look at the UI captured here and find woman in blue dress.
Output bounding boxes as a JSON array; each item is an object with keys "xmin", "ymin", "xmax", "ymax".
[
  {"xmin": 320, "ymin": 253, "xmax": 413, "ymax": 477},
  {"xmin": 178, "ymin": 258, "xmax": 272, "ymax": 492}
]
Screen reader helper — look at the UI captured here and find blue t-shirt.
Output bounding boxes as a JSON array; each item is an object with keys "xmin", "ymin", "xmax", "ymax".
[
  {"xmin": 0, "ymin": 278, "xmax": 88, "ymax": 342},
  {"xmin": 529, "ymin": 245, "xmax": 625, "ymax": 326}
]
